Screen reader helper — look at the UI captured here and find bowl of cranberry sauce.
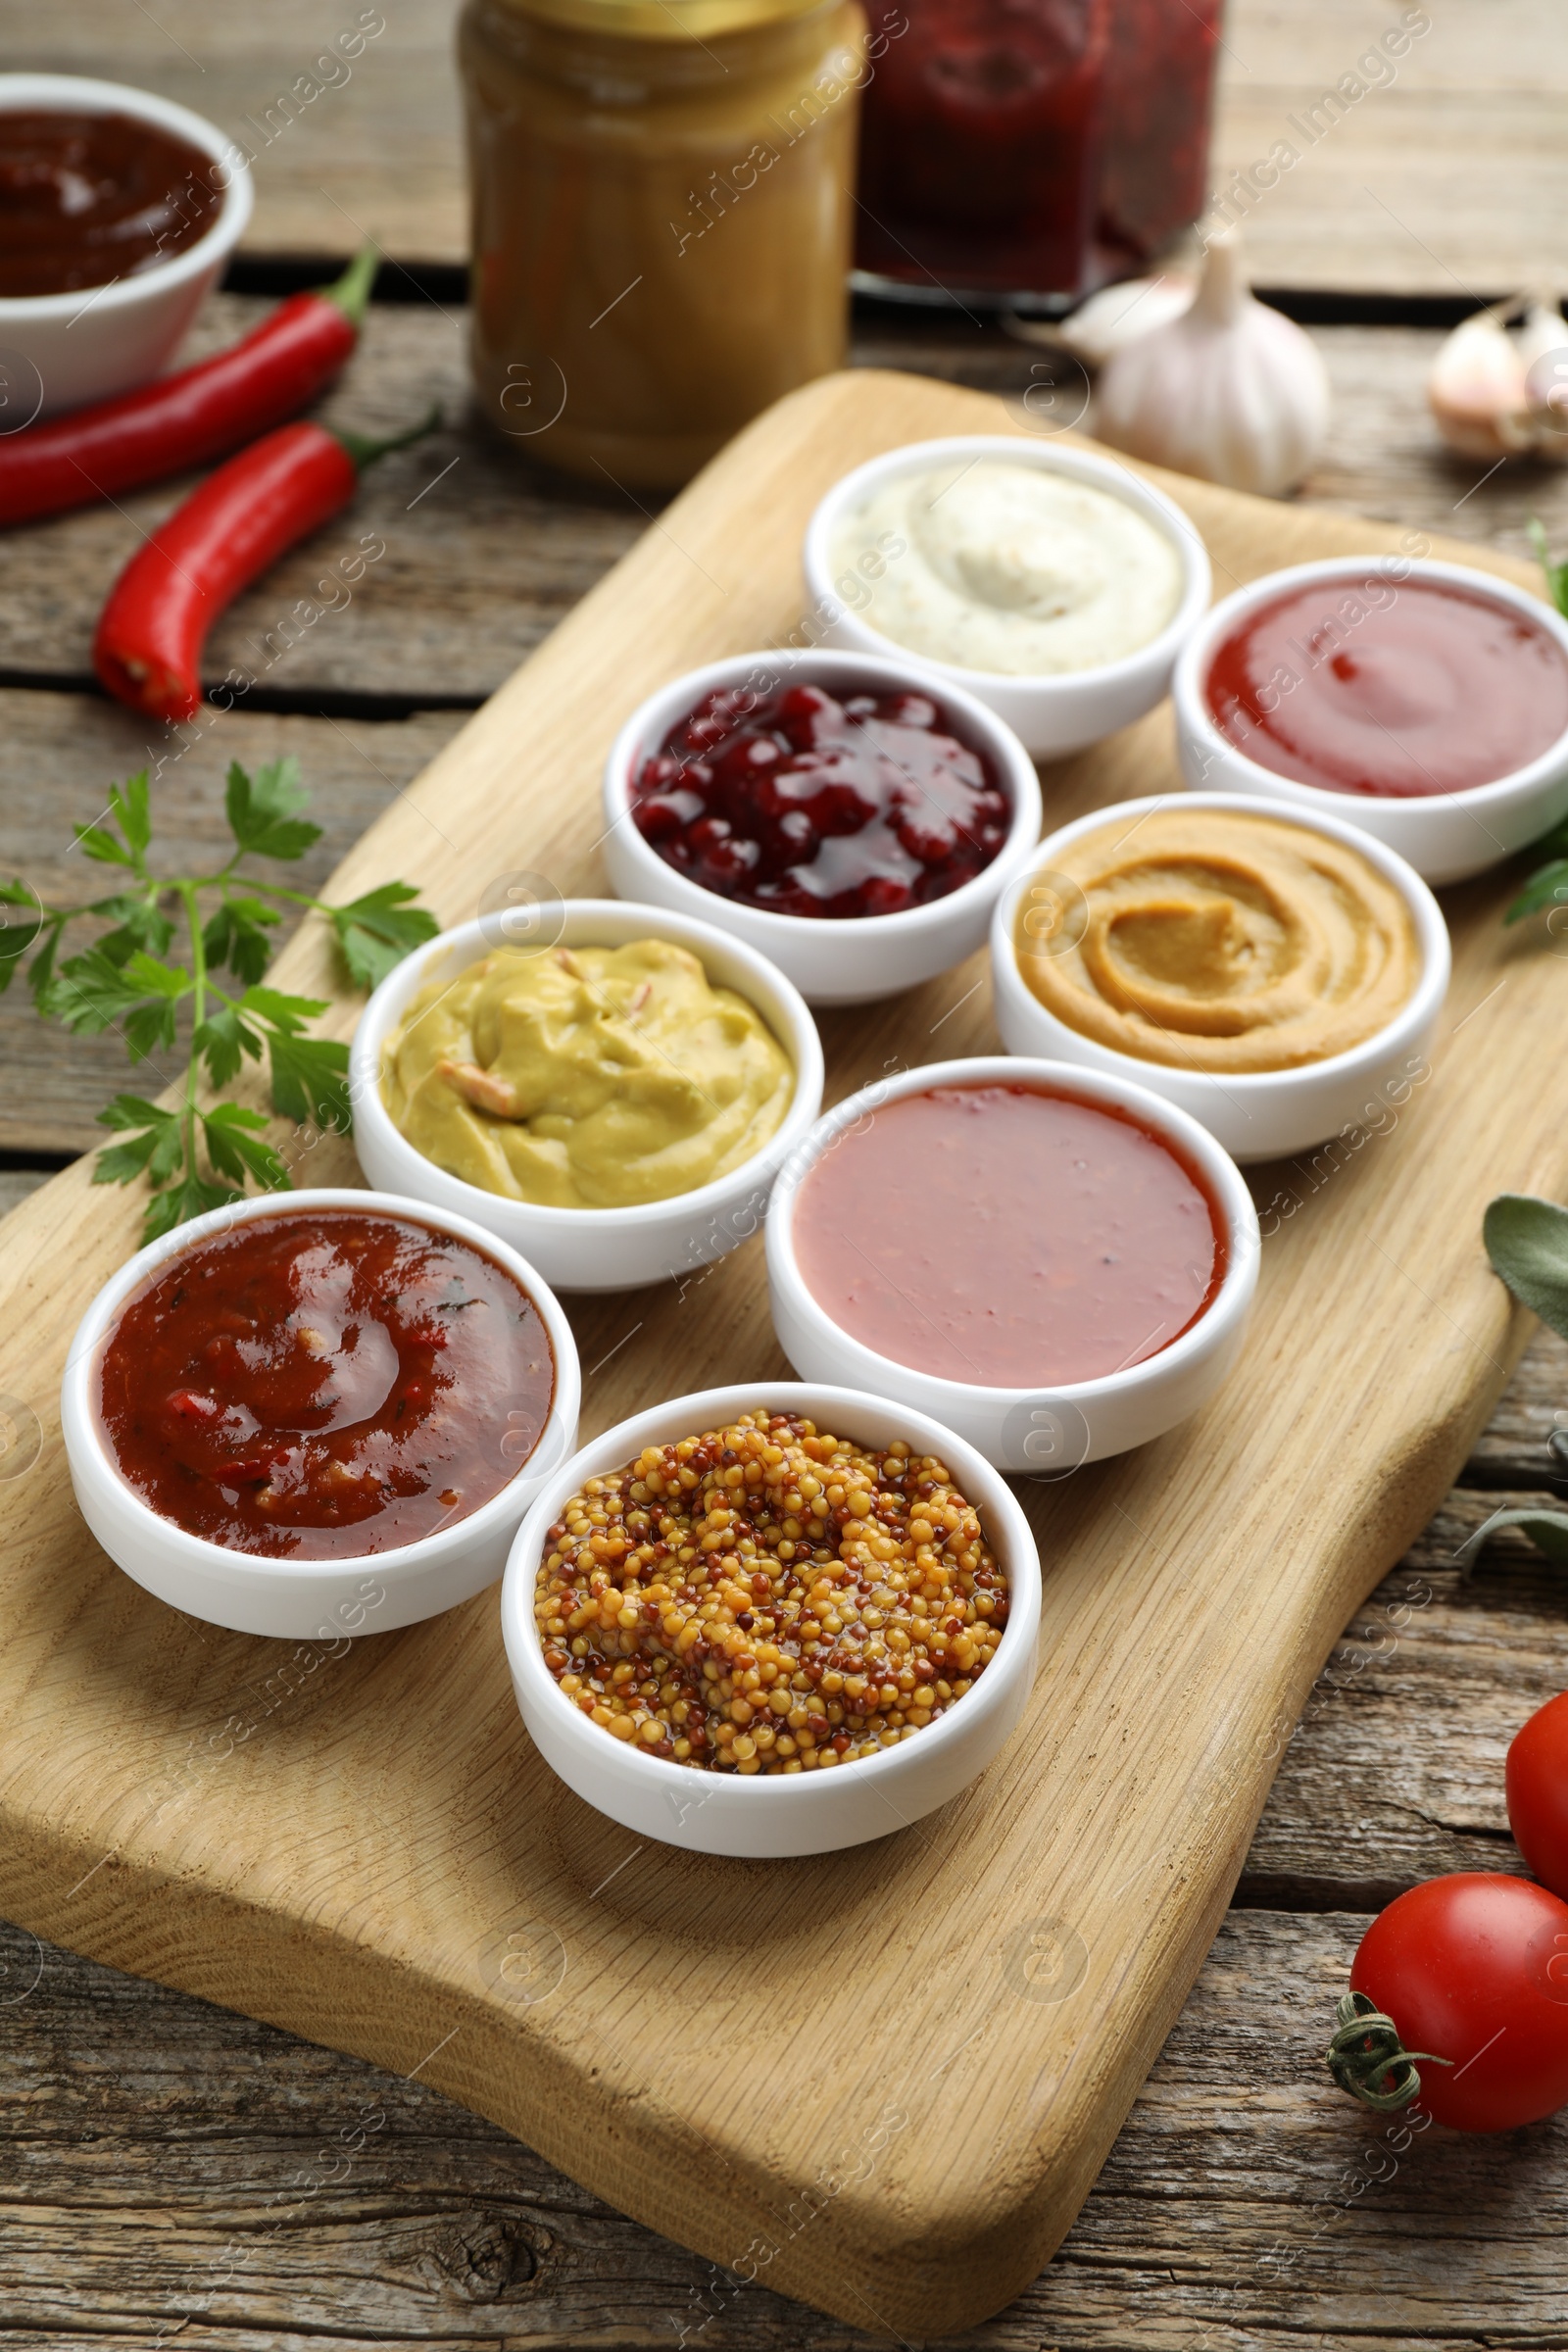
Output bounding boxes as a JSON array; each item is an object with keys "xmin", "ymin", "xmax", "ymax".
[
  {"xmin": 1173, "ymin": 557, "xmax": 1568, "ymax": 885},
  {"xmin": 61, "ymin": 1191, "xmax": 581, "ymax": 1639},
  {"xmin": 764, "ymin": 1057, "xmax": 1258, "ymax": 1472},
  {"xmin": 602, "ymin": 651, "xmax": 1042, "ymax": 1005}
]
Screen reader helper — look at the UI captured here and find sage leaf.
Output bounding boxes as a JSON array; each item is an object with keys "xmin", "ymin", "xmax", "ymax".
[
  {"xmin": 1459, "ymin": 1506, "xmax": 1568, "ymax": 1566},
  {"xmin": 1484, "ymin": 1193, "xmax": 1568, "ymax": 1342}
]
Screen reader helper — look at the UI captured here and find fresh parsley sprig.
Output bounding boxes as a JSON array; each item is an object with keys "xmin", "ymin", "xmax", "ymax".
[{"xmin": 0, "ymin": 758, "xmax": 437, "ymax": 1242}]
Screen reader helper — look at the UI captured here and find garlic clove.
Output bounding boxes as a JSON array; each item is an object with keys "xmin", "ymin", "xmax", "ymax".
[
  {"xmin": 1518, "ymin": 298, "xmax": 1568, "ymax": 462},
  {"xmin": 1007, "ymin": 272, "xmax": 1197, "ymax": 368},
  {"xmin": 1427, "ymin": 304, "xmax": 1536, "ymax": 458},
  {"xmin": 1092, "ymin": 230, "xmax": 1330, "ymax": 499}
]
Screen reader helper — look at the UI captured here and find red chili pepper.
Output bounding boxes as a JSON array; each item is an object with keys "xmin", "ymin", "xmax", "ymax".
[
  {"xmin": 0, "ymin": 246, "xmax": 378, "ymax": 531},
  {"xmin": 92, "ymin": 408, "xmax": 439, "ymax": 722}
]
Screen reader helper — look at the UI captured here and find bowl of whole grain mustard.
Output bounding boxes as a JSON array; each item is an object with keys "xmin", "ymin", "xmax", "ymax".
[
  {"xmin": 500, "ymin": 1385, "xmax": 1041, "ymax": 1858},
  {"xmin": 990, "ymin": 795, "xmax": 1450, "ymax": 1163}
]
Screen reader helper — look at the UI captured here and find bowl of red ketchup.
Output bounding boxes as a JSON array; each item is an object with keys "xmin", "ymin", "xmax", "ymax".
[
  {"xmin": 764, "ymin": 1056, "xmax": 1260, "ymax": 1473},
  {"xmin": 1172, "ymin": 556, "xmax": 1568, "ymax": 885},
  {"xmin": 0, "ymin": 74, "xmax": 253, "ymax": 418},
  {"xmin": 60, "ymin": 1190, "xmax": 581, "ymax": 1639},
  {"xmin": 601, "ymin": 649, "xmax": 1043, "ymax": 1005}
]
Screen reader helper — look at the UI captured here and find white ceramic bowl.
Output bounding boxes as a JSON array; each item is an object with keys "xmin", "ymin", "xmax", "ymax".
[
  {"xmin": 0, "ymin": 75, "xmax": 254, "ymax": 421},
  {"xmin": 350, "ymin": 901, "xmax": 824, "ymax": 1294},
  {"xmin": 990, "ymin": 793, "xmax": 1451, "ymax": 1164},
  {"xmin": 600, "ymin": 647, "xmax": 1043, "ymax": 1006},
  {"xmin": 801, "ymin": 435, "xmax": 1213, "ymax": 759},
  {"xmin": 1172, "ymin": 556, "xmax": 1568, "ymax": 885},
  {"xmin": 765, "ymin": 1056, "xmax": 1259, "ymax": 1473},
  {"xmin": 61, "ymin": 1189, "xmax": 581, "ymax": 1640},
  {"xmin": 500, "ymin": 1381, "xmax": 1042, "ymax": 1858}
]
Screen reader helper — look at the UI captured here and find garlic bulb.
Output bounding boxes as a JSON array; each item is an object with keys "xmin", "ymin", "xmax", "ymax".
[
  {"xmin": 1092, "ymin": 231, "xmax": 1331, "ymax": 498},
  {"xmin": 1007, "ymin": 271, "xmax": 1196, "ymax": 368},
  {"xmin": 1429, "ymin": 296, "xmax": 1568, "ymax": 462}
]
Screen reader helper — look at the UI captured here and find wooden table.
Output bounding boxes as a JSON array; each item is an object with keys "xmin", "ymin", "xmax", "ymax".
[{"xmin": 5, "ymin": 5, "xmax": 1568, "ymax": 2342}]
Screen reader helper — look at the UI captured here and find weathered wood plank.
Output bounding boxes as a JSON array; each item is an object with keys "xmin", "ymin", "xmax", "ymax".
[
  {"xmin": 1, "ymin": 0, "xmax": 1563, "ymax": 292},
  {"xmin": 0, "ymin": 297, "xmax": 642, "ymax": 710},
  {"xmin": 0, "ymin": 690, "xmax": 465, "ymax": 1156},
  {"xmin": 6, "ymin": 310, "xmax": 1567, "ymax": 715},
  {"xmin": 1210, "ymin": 2, "xmax": 1568, "ymax": 294},
  {"xmin": 5, "ymin": 1898, "xmax": 1565, "ymax": 2348},
  {"xmin": 1246, "ymin": 1526, "xmax": 1568, "ymax": 1902},
  {"xmin": 1466, "ymin": 1325, "xmax": 1568, "ymax": 1479}
]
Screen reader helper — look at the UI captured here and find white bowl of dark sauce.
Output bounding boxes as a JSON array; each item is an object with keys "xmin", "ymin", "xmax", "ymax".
[
  {"xmin": 601, "ymin": 648, "xmax": 1043, "ymax": 1006},
  {"xmin": 60, "ymin": 1191, "xmax": 580, "ymax": 1639},
  {"xmin": 0, "ymin": 74, "xmax": 254, "ymax": 418},
  {"xmin": 764, "ymin": 1057, "xmax": 1259, "ymax": 1473}
]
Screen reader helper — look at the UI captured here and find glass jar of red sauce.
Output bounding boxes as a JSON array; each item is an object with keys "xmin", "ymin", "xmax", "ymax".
[
  {"xmin": 460, "ymin": 0, "xmax": 866, "ymax": 489},
  {"xmin": 854, "ymin": 0, "xmax": 1221, "ymax": 303}
]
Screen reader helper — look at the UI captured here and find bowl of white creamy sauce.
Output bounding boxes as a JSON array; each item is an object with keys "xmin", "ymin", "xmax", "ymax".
[{"xmin": 803, "ymin": 436, "xmax": 1212, "ymax": 759}]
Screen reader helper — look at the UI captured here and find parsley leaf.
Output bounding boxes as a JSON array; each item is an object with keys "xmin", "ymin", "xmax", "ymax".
[
  {"xmin": 141, "ymin": 1170, "xmax": 244, "ymax": 1245},
  {"xmin": 329, "ymin": 881, "xmax": 441, "ymax": 991},
  {"xmin": 1531, "ymin": 519, "xmax": 1568, "ymax": 621},
  {"xmin": 13, "ymin": 760, "xmax": 431, "ymax": 1235},
  {"xmin": 41, "ymin": 949, "xmax": 191, "ymax": 1056},
  {"xmin": 109, "ymin": 771, "xmax": 153, "ymax": 861},
  {"xmin": 89, "ymin": 891, "xmax": 175, "ymax": 968},
  {"xmin": 264, "ymin": 1028, "xmax": 351, "ymax": 1133},
  {"xmin": 0, "ymin": 881, "xmax": 44, "ymax": 997},
  {"xmin": 92, "ymin": 1097, "xmax": 185, "ymax": 1189},
  {"xmin": 236, "ymin": 984, "xmax": 330, "ymax": 1034},
  {"xmin": 202, "ymin": 1103, "xmax": 292, "ymax": 1192},
  {"xmin": 1505, "ymin": 857, "xmax": 1568, "ymax": 925},
  {"xmin": 224, "ymin": 758, "xmax": 322, "ymax": 862},
  {"xmin": 193, "ymin": 1005, "xmax": 263, "ymax": 1091},
  {"xmin": 204, "ymin": 895, "xmax": 280, "ymax": 988}
]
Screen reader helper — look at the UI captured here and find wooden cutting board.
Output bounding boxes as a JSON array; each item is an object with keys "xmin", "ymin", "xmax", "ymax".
[{"xmin": 1, "ymin": 370, "xmax": 1561, "ymax": 2336}]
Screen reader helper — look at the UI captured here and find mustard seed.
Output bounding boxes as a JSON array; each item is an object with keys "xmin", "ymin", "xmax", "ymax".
[{"xmin": 533, "ymin": 1410, "xmax": 1007, "ymax": 1773}]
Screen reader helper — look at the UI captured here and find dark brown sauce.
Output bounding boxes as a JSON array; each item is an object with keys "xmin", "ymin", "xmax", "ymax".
[{"xmin": 0, "ymin": 109, "xmax": 223, "ymax": 297}]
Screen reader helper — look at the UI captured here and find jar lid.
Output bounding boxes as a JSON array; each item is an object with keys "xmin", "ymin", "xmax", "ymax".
[{"xmin": 494, "ymin": 0, "xmax": 831, "ymax": 35}]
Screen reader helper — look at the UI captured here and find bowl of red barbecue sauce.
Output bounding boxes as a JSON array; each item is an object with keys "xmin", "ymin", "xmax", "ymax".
[
  {"xmin": 61, "ymin": 1192, "xmax": 580, "ymax": 1638},
  {"xmin": 1173, "ymin": 557, "xmax": 1568, "ymax": 885},
  {"xmin": 602, "ymin": 650, "xmax": 1043, "ymax": 1005},
  {"xmin": 765, "ymin": 1058, "xmax": 1259, "ymax": 1471}
]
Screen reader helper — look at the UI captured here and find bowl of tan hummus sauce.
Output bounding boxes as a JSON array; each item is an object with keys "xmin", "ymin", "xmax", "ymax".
[
  {"xmin": 1016, "ymin": 806, "xmax": 1421, "ymax": 1074},
  {"xmin": 380, "ymin": 939, "xmax": 795, "ymax": 1207}
]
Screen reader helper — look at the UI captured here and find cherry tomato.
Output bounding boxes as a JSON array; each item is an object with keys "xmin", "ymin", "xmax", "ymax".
[
  {"xmin": 1348, "ymin": 1873, "xmax": 1568, "ymax": 2131},
  {"xmin": 1507, "ymin": 1690, "xmax": 1568, "ymax": 1901}
]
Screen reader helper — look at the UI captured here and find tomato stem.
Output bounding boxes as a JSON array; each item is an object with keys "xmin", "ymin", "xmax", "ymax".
[{"xmin": 1325, "ymin": 1990, "xmax": 1453, "ymax": 2111}]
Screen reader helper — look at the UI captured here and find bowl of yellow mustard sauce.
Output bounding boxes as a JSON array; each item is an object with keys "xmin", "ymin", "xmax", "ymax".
[
  {"xmin": 351, "ymin": 902, "xmax": 823, "ymax": 1293},
  {"xmin": 990, "ymin": 795, "xmax": 1450, "ymax": 1163}
]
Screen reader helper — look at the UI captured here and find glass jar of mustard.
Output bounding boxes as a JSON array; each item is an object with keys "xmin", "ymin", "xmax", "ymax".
[{"xmin": 460, "ymin": 0, "xmax": 866, "ymax": 489}]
